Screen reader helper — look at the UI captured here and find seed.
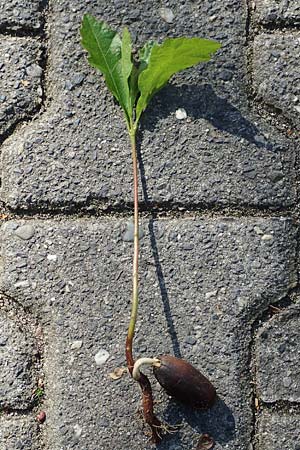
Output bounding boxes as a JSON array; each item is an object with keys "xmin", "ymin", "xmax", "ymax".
[{"xmin": 153, "ymin": 355, "xmax": 216, "ymax": 409}]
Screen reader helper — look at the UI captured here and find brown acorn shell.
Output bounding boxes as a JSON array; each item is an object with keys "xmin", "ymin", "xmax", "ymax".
[{"xmin": 153, "ymin": 355, "xmax": 216, "ymax": 409}]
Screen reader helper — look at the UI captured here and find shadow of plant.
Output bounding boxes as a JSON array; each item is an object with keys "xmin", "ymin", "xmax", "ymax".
[{"xmin": 140, "ymin": 83, "xmax": 279, "ymax": 151}]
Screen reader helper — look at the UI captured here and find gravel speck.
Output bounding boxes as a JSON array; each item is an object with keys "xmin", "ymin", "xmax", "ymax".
[
  {"xmin": 159, "ymin": 7, "xmax": 175, "ymax": 23},
  {"xmin": 95, "ymin": 349, "xmax": 110, "ymax": 366},
  {"xmin": 175, "ymin": 108, "xmax": 187, "ymax": 120},
  {"xmin": 14, "ymin": 224, "xmax": 35, "ymax": 240}
]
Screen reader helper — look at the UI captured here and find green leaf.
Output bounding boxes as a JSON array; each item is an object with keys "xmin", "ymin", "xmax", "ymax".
[
  {"xmin": 136, "ymin": 37, "xmax": 221, "ymax": 123},
  {"xmin": 80, "ymin": 14, "xmax": 133, "ymax": 123}
]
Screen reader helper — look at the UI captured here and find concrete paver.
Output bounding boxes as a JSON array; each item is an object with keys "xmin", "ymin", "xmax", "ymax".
[
  {"xmin": 0, "ymin": 0, "xmax": 42, "ymax": 31},
  {"xmin": 253, "ymin": 32, "xmax": 300, "ymax": 126},
  {"xmin": 0, "ymin": 315, "xmax": 36, "ymax": 409},
  {"xmin": 255, "ymin": 306, "xmax": 300, "ymax": 403},
  {"xmin": 0, "ymin": 217, "xmax": 296, "ymax": 449},
  {"xmin": 257, "ymin": 411, "xmax": 300, "ymax": 450},
  {"xmin": 0, "ymin": 37, "xmax": 43, "ymax": 140},
  {"xmin": 0, "ymin": 0, "xmax": 295, "ymax": 210},
  {"xmin": 0, "ymin": 415, "xmax": 38, "ymax": 450},
  {"xmin": 255, "ymin": 0, "xmax": 300, "ymax": 26}
]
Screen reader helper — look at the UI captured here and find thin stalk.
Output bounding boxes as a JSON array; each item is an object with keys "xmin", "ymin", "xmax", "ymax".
[
  {"xmin": 125, "ymin": 127, "xmax": 139, "ymax": 370},
  {"xmin": 125, "ymin": 126, "xmax": 162, "ymax": 444}
]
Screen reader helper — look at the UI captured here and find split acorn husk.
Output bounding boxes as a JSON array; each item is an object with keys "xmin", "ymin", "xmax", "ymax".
[{"xmin": 153, "ymin": 355, "xmax": 216, "ymax": 409}]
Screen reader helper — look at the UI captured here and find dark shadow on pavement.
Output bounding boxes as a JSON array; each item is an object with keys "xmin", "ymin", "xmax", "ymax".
[
  {"xmin": 140, "ymin": 83, "xmax": 278, "ymax": 151},
  {"xmin": 137, "ymin": 134, "xmax": 182, "ymax": 359},
  {"xmin": 157, "ymin": 397, "xmax": 236, "ymax": 449}
]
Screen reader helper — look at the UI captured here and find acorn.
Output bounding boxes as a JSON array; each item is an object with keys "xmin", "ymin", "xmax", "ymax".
[
  {"xmin": 153, "ymin": 355, "xmax": 216, "ymax": 409},
  {"xmin": 132, "ymin": 355, "xmax": 216, "ymax": 410}
]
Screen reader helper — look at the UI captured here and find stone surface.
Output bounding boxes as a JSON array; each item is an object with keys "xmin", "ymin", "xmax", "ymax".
[
  {"xmin": 0, "ymin": 0, "xmax": 42, "ymax": 30},
  {"xmin": 253, "ymin": 32, "xmax": 300, "ymax": 126},
  {"xmin": 0, "ymin": 315, "xmax": 36, "ymax": 409},
  {"xmin": 0, "ymin": 217, "xmax": 296, "ymax": 450},
  {"xmin": 255, "ymin": 306, "xmax": 300, "ymax": 403},
  {"xmin": 255, "ymin": 0, "xmax": 300, "ymax": 26},
  {"xmin": 1, "ymin": 0, "xmax": 295, "ymax": 210},
  {"xmin": 257, "ymin": 411, "xmax": 300, "ymax": 450},
  {"xmin": 0, "ymin": 415, "xmax": 38, "ymax": 450},
  {"xmin": 0, "ymin": 37, "xmax": 43, "ymax": 140}
]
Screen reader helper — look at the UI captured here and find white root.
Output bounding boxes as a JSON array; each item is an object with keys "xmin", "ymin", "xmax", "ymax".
[{"xmin": 132, "ymin": 357, "xmax": 161, "ymax": 381}]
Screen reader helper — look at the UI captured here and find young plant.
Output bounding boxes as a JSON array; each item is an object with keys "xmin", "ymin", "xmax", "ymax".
[{"xmin": 80, "ymin": 15, "xmax": 220, "ymax": 444}]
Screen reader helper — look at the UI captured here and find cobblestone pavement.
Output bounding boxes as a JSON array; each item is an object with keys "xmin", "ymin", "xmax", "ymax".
[{"xmin": 0, "ymin": 1, "xmax": 299, "ymax": 450}]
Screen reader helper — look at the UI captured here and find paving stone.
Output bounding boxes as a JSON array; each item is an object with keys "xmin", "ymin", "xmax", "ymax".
[
  {"xmin": 255, "ymin": 306, "xmax": 300, "ymax": 403},
  {"xmin": 0, "ymin": 217, "xmax": 296, "ymax": 450},
  {"xmin": 0, "ymin": 315, "xmax": 36, "ymax": 409},
  {"xmin": 0, "ymin": 0, "xmax": 42, "ymax": 30},
  {"xmin": 257, "ymin": 411, "xmax": 300, "ymax": 450},
  {"xmin": 0, "ymin": 37, "xmax": 43, "ymax": 140},
  {"xmin": 255, "ymin": 0, "xmax": 300, "ymax": 26},
  {"xmin": 1, "ymin": 0, "xmax": 295, "ymax": 210},
  {"xmin": 0, "ymin": 415, "xmax": 38, "ymax": 450},
  {"xmin": 253, "ymin": 32, "xmax": 300, "ymax": 126}
]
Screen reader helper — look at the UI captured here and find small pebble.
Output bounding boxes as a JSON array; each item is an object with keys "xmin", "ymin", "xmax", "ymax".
[
  {"xmin": 159, "ymin": 7, "xmax": 175, "ymax": 23},
  {"xmin": 36, "ymin": 411, "xmax": 46, "ymax": 424},
  {"xmin": 175, "ymin": 108, "xmax": 187, "ymax": 120},
  {"xmin": 47, "ymin": 254, "xmax": 58, "ymax": 262},
  {"xmin": 95, "ymin": 349, "xmax": 110, "ymax": 366},
  {"xmin": 70, "ymin": 340, "xmax": 83, "ymax": 350},
  {"xmin": 123, "ymin": 222, "xmax": 144, "ymax": 242},
  {"xmin": 185, "ymin": 336, "xmax": 197, "ymax": 345},
  {"xmin": 14, "ymin": 224, "xmax": 35, "ymax": 240},
  {"xmin": 73, "ymin": 424, "xmax": 82, "ymax": 438},
  {"xmin": 261, "ymin": 234, "xmax": 273, "ymax": 241}
]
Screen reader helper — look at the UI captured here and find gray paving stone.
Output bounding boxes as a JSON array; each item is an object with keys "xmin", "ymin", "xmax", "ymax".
[
  {"xmin": 0, "ymin": 217, "xmax": 296, "ymax": 450},
  {"xmin": 0, "ymin": 0, "xmax": 42, "ymax": 30},
  {"xmin": 1, "ymin": 0, "xmax": 295, "ymax": 210},
  {"xmin": 255, "ymin": 306, "xmax": 300, "ymax": 403},
  {"xmin": 257, "ymin": 411, "xmax": 300, "ymax": 450},
  {"xmin": 255, "ymin": 0, "xmax": 300, "ymax": 26},
  {"xmin": 253, "ymin": 32, "xmax": 300, "ymax": 126},
  {"xmin": 0, "ymin": 415, "xmax": 38, "ymax": 450},
  {"xmin": 0, "ymin": 37, "xmax": 43, "ymax": 140},
  {"xmin": 0, "ymin": 315, "xmax": 36, "ymax": 409}
]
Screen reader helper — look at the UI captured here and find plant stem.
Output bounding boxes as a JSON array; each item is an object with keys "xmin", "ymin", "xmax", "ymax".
[
  {"xmin": 125, "ymin": 127, "xmax": 139, "ymax": 372},
  {"xmin": 125, "ymin": 126, "xmax": 162, "ymax": 444}
]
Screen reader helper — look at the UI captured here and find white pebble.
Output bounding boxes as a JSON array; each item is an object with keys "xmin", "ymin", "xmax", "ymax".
[
  {"xmin": 159, "ymin": 7, "xmax": 175, "ymax": 23},
  {"xmin": 175, "ymin": 108, "xmax": 187, "ymax": 120},
  {"xmin": 95, "ymin": 349, "xmax": 110, "ymax": 366},
  {"xmin": 261, "ymin": 234, "xmax": 273, "ymax": 241},
  {"xmin": 70, "ymin": 340, "xmax": 83, "ymax": 350},
  {"xmin": 47, "ymin": 254, "xmax": 57, "ymax": 262}
]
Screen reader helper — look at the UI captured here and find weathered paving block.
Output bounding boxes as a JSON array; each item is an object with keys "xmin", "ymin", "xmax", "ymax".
[
  {"xmin": 0, "ymin": 0, "xmax": 42, "ymax": 31},
  {"xmin": 0, "ymin": 218, "xmax": 296, "ymax": 449},
  {"xmin": 0, "ymin": 37, "xmax": 43, "ymax": 140},
  {"xmin": 1, "ymin": 0, "xmax": 295, "ymax": 210},
  {"xmin": 255, "ymin": 0, "xmax": 300, "ymax": 26},
  {"xmin": 0, "ymin": 415, "xmax": 38, "ymax": 450},
  {"xmin": 253, "ymin": 32, "xmax": 300, "ymax": 126},
  {"xmin": 257, "ymin": 411, "xmax": 300, "ymax": 450},
  {"xmin": 0, "ymin": 314, "xmax": 36, "ymax": 409},
  {"xmin": 255, "ymin": 306, "xmax": 300, "ymax": 403}
]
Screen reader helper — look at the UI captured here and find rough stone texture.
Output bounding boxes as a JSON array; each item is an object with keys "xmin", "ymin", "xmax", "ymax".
[
  {"xmin": 0, "ymin": 415, "xmax": 38, "ymax": 450},
  {"xmin": 255, "ymin": 306, "xmax": 300, "ymax": 403},
  {"xmin": 257, "ymin": 411, "xmax": 300, "ymax": 450},
  {"xmin": 253, "ymin": 32, "xmax": 300, "ymax": 126},
  {"xmin": 255, "ymin": 0, "xmax": 300, "ymax": 26},
  {"xmin": 1, "ymin": 0, "xmax": 295, "ymax": 210},
  {"xmin": 0, "ymin": 315, "xmax": 36, "ymax": 409},
  {"xmin": 0, "ymin": 217, "xmax": 296, "ymax": 450},
  {"xmin": 0, "ymin": 0, "xmax": 42, "ymax": 30},
  {"xmin": 0, "ymin": 37, "xmax": 43, "ymax": 140}
]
